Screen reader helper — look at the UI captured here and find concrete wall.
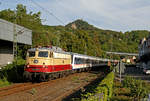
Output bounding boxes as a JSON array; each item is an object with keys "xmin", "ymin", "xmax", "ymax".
[
  {"xmin": 0, "ymin": 40, "xmax": 13, "ymax": 66},
  {"xmin": 0, "ymin": 19, "xmax": 32, "ymax": 45},
  {"xmin": 0, "ymin": 19, "xmax": 32, "ymax": 67}
]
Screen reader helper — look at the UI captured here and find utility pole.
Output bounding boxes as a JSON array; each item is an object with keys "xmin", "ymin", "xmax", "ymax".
[
  {"xmin": 119, "ymin": 60, "xmax": 122, "ymax": 83},
  {"xmin": 13, "ymin": 12, "xmax": 17, "ymax": 61},
  {"xmin": 13, "ymin": 11, "xmax": 25, "ymax": 61},
  {"xmin": 111, "ymin": 34, "xmax": 113, "ymax": 60},
  {"xmin": 12, "ymin": 11, "xmax": 19, "ymax": 80},
  {"xmin": 56, "ymin": 30, "xmax": 60, "ymax": 48},
  {"xmin": 84, "ymin": 43, "xmax": 87, "ymax": 55},
  {"xmin": 12, "ymin": 11, "xmax": 25, "ymax": 80}
]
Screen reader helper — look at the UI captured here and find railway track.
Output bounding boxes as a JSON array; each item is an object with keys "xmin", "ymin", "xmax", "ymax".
[
  {"xmin": 0, "ymin": 81, "xmax": 55, "ymax": 98},
  {"xmin": 0, "ymin": 71, "xmax": 105, "ymax": 101},
  {"xmin": 51, "ymin": 81, "xmax": 88, "ymax": 101},
  {"xmin": 34, "ymin": 72, "xmax": 104, "ymax": 101},
  {"xmin": 34, "ymin": 78, "xmax": 90, "ymax": 101}
]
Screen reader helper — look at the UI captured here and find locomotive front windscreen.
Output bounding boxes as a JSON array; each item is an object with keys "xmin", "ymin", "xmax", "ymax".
[
  {"xmin": 38, "ymin": 51, "xmax": 48, "ymax": 57},
  {"xmin": 28, "ymin": 51, "xmax": 35, "ymax": 57}
]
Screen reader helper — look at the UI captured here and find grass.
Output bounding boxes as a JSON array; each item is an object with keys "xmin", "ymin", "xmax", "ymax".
[
  {"xmin": 111, "ymin": 95, "xmax": 133, "ymax": 101},
  {"xmin": 84, "ymin": 77, "xmax": 89, "ymax": 82},
  {"xmin": 111, "ymin": 78, "xmax": 150, "ymax": 101},
  {"xmin": 0, "ymin": 78, "xmax": 11, "ymax": 87},
  {"xmin": 111, "ymin": 80, "xmax": 133, "ymax": 101},
  {"xmin": 88, "ymin": 74, "xmax": 97, "ymax": 78},
  {"xmin": 30, "ymin": 88, "xmax": 37, "ymax": 95},
  {"xmin": 72, "ymin": 76, "xmax": 80, "ymax": 83}
]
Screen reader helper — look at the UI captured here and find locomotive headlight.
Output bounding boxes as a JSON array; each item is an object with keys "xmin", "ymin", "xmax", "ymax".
[
  {"xmin": 26, "ymin": 63, "xmax": 29, "ymax": 68},
  {"xmin": 27, "ymin": 65, "xmax": 30, "ymax": 68},
  {"xmin": 42, "ymin": 63, "xmax": 48, "ymax": 68},
  {"xmin": 43, "ymin": 63, "xmax": 46, "ymax": 68}
]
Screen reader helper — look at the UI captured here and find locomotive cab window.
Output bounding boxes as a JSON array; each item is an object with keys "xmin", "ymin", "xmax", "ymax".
[
  {"xmin": 28, "ymin": 51, "xmax": 35, "ymax": 57},
  {"xmin": 38, "ymin": 51, "xmax": 48, "ymax": 57}
]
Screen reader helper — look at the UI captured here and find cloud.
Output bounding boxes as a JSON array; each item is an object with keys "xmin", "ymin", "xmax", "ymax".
[
  {"xmin": 39, "ymin": 0, "xmax": 150, "ymax": 32},
  {"xmin": 0, "ymin": 0, "xmax": 150, "ymax": 32}
]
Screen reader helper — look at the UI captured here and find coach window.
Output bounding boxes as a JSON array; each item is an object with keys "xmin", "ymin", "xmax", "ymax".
[
  {"xmin": 38, "ymin": 51, "xmax": 48, "ymax": 57},
  {"xmin": 75, "ymin": 58, "xmax": 77, "ymax": 64},
  {"xmin": 81, "ymin": 58, "xmax": 84, "ymax": 64},
  {"xmin": 75, "ymin": 58, "xmax": 82, "ymax": 64},
  {"xmin": 78, "ymin": 58, "xmax": 81, "ymax": 64},
  {"xmin": 75, "ymin": 58, "xmax": 79, "ymax": 64},
  {"xmin": 79, "ymin": 58, "xmax": 82, "ymax": 64}
]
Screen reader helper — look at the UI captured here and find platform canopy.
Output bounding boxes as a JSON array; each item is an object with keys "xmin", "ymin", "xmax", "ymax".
[{"xmin": 0, "ymin": 19, "xmax": 32, "ymax": 45}]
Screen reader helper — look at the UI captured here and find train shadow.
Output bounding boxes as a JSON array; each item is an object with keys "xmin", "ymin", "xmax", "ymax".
[{"xmin": 62, "ymin": 66, "xmax": 110, "ymax": 101}]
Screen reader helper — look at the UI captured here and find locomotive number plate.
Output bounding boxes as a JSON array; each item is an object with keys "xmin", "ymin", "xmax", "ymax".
[{"xmin": 32, "ymin": 69, "xmax": 40, "ymax": 71}]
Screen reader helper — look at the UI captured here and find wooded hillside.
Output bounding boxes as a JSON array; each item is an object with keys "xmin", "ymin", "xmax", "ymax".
[{"xmin": 0, "ymin": 4, "xmax": 149, "ymax": 58}]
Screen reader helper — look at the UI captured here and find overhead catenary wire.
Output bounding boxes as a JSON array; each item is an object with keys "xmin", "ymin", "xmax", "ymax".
[{"xmin": 29, "ymin": 0, "xmax": 65, "ymax": 25}]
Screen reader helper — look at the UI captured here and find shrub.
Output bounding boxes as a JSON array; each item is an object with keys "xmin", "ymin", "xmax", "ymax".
[
  {"xmin": 0, "ymin": 58, "xmax": 25, "ymax": 83},
  {"xmin": 81, "ymin": 72, "xmax": 115, "ymax": 101},
  {"xmin": 111, "ymin": 95, "xmax": 132, "ymax": 101},
  {"xmin": 114, "ymin": 80, "xmax": 122, "ymax": 88},
  {"xmin": 122, "ymin": 76, "xmax": 149, "ymax": 99},
  {"xmin": 122, "ymin": 76, "xmax": 134, "ymax": 88},
  {"xmin": 113, "ymin": 87, "xmax": 131, "ymax": 96},
  {"xmin": 0, "ymin": 78, "xmax": 11, "ymax": 87}
]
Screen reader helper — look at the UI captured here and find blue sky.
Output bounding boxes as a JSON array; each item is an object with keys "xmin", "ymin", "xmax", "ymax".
[{"xmin": 0, "ymin": 0, "xmax": 150, "ymax": 32}]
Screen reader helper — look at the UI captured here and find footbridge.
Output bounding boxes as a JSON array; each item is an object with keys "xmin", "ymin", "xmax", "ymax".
[{"xmin": 106, "ymin": 51, "xmax": 138, "ymax": 56}]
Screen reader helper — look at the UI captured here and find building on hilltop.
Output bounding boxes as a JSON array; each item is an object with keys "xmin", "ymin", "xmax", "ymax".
[{"xmin": 0, "ymin": 19, "xmax": 32, "ymax": 67}]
